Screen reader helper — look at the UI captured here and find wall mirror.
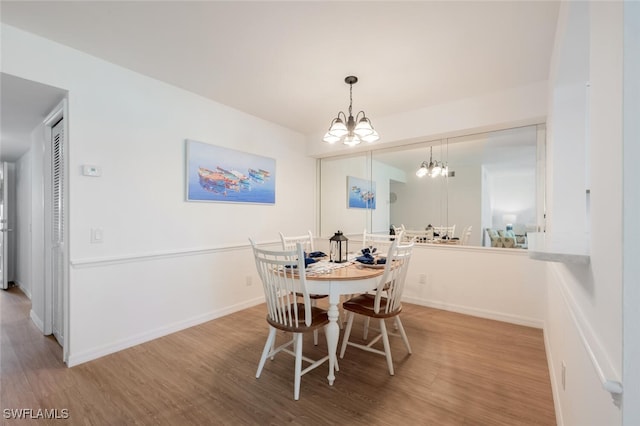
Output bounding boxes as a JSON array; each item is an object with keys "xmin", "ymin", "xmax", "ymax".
[{"xmin": 320, "ymin": 124, "xmax": 545, "ymax": 249}]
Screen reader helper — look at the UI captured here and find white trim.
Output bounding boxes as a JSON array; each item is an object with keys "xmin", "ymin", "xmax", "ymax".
[
  {"xmin": 402, "ymin": 296, "xmax": 544, "ymax": 329},
  {"xmin": 70, "ymin": 240, "xmax": 281, "ymax": 269},
  {"xmin": 67, "ymin": 296, "xmax": 265, "ymax": 367},
  {"xmin": 29, "ymin": 309, "xmax": 45, "ymax": 333},
  {"xmin": 543, "ymin": 322, "xmax": 565, "ymax": 426},
  {"xmin": 623, "ymin": 2, "xmax": 640, "ymax": 424},
  {"xmin": 15, "ymin": 280, "xmax": 31, "ymax": 299},
  {"xmin": 42, "ymin": 99, "xmax": 69, "ymax": 363},
  {"xmin": 551, "ymin": 265, "xmax": 623, "ymax": 402}
]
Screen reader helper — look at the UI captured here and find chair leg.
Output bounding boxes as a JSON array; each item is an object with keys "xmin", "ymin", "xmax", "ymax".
[
  {"xmin": 363, "ymin": 317, "xmax": 371, "ymax": 340},
  {"xmin": 395, "ymin": 317, "xmax": 412, "ymax": 354},
  {"xmin": 256, "ymin": 327, "xmax": 277, "ymax": 378},
  {"xmin": 311, "ymin": 299, "xmax": 319, "ymax": 345},
  {"xmin": 379, "ymin": 319, "xmax": 394, "ymax": 375},
  {"xmin": 339, "ymin": 312, "xmax": 355, "ymax": 358},
  {"xmin": 294, "ymin": 333, "xmax": 303, "ymax": 400}
]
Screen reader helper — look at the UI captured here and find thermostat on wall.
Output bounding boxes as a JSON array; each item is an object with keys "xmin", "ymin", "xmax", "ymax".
[{"xmin": 82, "ymin": 165, "xmax": 102, "ymax": 177}]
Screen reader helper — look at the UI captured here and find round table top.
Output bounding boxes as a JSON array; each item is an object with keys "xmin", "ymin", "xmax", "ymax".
[{"xmin": 305, "ymin": 262, "xmax": 384, "ymax": 281}]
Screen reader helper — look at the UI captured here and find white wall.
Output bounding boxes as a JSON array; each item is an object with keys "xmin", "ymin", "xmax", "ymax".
[
  {"xmin": 487, "ymin": 169, "xmax": 536, "ymax": 230},
  {"xmin": 544, "ymin": 2, "xmax": 623, "ymax": 424},
  {"xmin": 15, "ymin": 152, "xmax": 32, "ymax": 298},
  {"xmin": 371, "ymin": 159, "xmax": 405, "ymax": 234},
  {"xmin": 2, "ymin": 24, "xmax": 316, "ymax": 365},
  {"xmin": 29, "ymin": 124, "xmax": 46, "ymax": 333},
  {"xmin": 404, "ymin": 246, "xmax": 545, "ymax": 327}
]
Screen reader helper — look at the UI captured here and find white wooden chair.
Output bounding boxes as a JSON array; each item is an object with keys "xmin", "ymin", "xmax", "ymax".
[
  {"xmin": 279, "ymin": 230, "xmax": 315, "ymax": 253},
  {"xmin": 354, "ymin": 230, "xmax": 402, "ymax": 330},
  {"xmin": 340, "ymin": 240, "xmax": 414, "ymax": 375},
  {"xmin": 362, "ymin": 229, "xmax": 401, "ymax": 254},
  {"xmin": 279, "ymin": 230, "xmax": 328, "ymax": 343},
  {"xmin": 250, "ymin": 239, "xmax": 330, "ymax": 400}
]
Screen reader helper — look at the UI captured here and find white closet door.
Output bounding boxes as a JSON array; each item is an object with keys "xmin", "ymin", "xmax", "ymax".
[{"xmin": 51, "ymin": 118, "xmax": 64, "ymax": 345}]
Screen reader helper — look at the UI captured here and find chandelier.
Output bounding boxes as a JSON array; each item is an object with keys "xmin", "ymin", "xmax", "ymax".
[
  {"xmin": 323, "ymin": 76, "xmax": 380, "ymax": 146},
  {"xmin": 416, "ymin": 145, "xmax": 449, "ymax": 178}
]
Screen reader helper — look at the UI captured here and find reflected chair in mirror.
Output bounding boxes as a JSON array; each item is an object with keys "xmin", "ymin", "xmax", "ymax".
[
  {"xmin": 433, "ymin": 225, "xmax": 456, "ymax": 239},
  {"xmin": 391, "ymin": 225, "xmax": 403, "ymax": 239},
  {"xmin": 279, "ymin": 230, "xmax": 329, "ymax": 344},
  {"xmin": 250, "ymin": 239, "xmax": 330, "ymax": 400},
  {"xmin": 401, "ymin": 228, "xmax": 434, "ymax": 244},
  {"xmin": 340, "ymin": 240, "xmax": 414, "ymax": 375},
  {"xmin": 460, "ymin": 225, "xmax": 472, "ymax": 245}
]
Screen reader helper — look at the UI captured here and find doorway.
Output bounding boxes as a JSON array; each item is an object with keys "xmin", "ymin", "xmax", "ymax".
[{"xmin": 0, "ymin": 73, "xmax": 69, "ymax": 363}]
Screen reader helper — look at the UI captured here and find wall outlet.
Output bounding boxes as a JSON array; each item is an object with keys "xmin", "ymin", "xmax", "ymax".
[
  {"xmin": 419, "ymin": 274, "xmax": 427, "ymax": 284},
  {"xmin": 246, "ymin": 276, "xmax": 253, "ymax": 286},
  {"xmin": 561, "ymin": 361, "xmax": 566, "ymax": 390}
]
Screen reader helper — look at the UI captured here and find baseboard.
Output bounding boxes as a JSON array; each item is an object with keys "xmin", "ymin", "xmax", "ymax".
[
  {"xmin": 15, "ymin": 280, "xmax": 31, "ymax": 299},
  {"xmin": 402, "ymin": 296, "xmax": 544, "ymax": 329},
  {"xmin": 29, "ymin": 310, "xmax": 45, "ymax": 333},
  {"xmin": 544, "ymin": 321, "xmax": 565, "ymax": 426},
  {"xmin": 67, "ymin": 296, "xmax": 264, "ymax": 367}
]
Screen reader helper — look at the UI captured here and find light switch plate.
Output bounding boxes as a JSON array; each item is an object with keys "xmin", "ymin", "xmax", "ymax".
[{"xmin": 91, "ymin": 228, "xmax": 103, "ymax": 243}]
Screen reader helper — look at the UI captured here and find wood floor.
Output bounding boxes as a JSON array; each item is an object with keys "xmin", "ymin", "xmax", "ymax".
[{"xmin": 1, "ymin": 286, "xmax": 556, "ymax": 425}]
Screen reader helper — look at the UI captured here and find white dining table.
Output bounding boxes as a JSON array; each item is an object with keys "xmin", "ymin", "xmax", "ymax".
[{"xmin": 303, "ymin": 260, "xmax": 384, "ymax": 385}]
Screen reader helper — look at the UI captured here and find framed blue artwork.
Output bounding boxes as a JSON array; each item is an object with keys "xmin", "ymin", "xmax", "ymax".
[
  {"xmin": 186, "ymin": 139, "xmax": 276, "ymax": 204},
  {"xmin": 347, "ymin": 176, "xmax": 376, "ymax": 209}
]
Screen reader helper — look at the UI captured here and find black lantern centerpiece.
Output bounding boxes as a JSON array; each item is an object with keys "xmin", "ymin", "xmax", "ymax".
[{"xmin": 329, "ymin": 230, "xmax": 349, "ymax": 263}]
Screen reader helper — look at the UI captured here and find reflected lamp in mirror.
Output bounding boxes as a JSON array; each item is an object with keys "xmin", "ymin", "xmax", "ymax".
[
  {"xmin": 503, "ymin": 214, "xmax": 517, "ymax": 231},
  {"xmin": 416, "ymin": 146, "xmax": 448, "ymax": 178},
  {"xmin": 329, "ymin": 230, "xmax": 349, "ymax": 263},
  {"xmin": 323, "ymin": 76, "xmax": 380, "ymax": 146}
]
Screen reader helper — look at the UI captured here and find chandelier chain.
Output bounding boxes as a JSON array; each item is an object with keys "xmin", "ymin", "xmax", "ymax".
[{"xmin": 348, "ymin": 82, "xmax": 353, "ymax": 117}]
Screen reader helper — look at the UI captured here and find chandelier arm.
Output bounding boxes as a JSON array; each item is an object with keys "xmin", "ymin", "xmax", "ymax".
[{"xmin": 355, "ymin": 111, "xmax": 368, "ymax": 122}]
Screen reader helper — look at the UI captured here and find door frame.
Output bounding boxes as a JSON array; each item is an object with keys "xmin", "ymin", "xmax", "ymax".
[{"xmin": 42, "ymin": 99, "xmax": 70, "ymax": 364}]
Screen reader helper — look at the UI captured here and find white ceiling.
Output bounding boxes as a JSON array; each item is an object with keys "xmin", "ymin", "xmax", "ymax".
[
  {"xmin": 0, "ymin": 1, "xmax": 559, "ymax": 161},
  {"xmin": 0, "ymin": 73, "xmax": 67, "ymax": 161}
]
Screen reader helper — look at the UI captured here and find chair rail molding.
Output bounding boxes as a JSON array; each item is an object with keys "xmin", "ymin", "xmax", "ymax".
[
  {"xmin": 551, "ymin": 265, "xmax": 622, "ymax": 405},
  {"xmin": 70, "ymin": 240, "xmax": 281, "ymax": 269}
]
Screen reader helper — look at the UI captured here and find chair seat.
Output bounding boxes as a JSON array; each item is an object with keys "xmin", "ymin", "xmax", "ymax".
[
  {"xmin": 267, "ymin": 305, "xmax": 329, "ymax": 333},
  {"xmin": 343, "ymin": 293, "xmax": 402, "ymax": 319}
]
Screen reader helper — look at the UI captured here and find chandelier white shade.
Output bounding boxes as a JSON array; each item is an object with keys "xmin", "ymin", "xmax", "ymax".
[
  {"xmin": 323, "ymin": 76, "xmax": 380, "ymax": 146},
  {"xmin": 416, "ymin": 146, "xmax": 449, "ymax": 178}
]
